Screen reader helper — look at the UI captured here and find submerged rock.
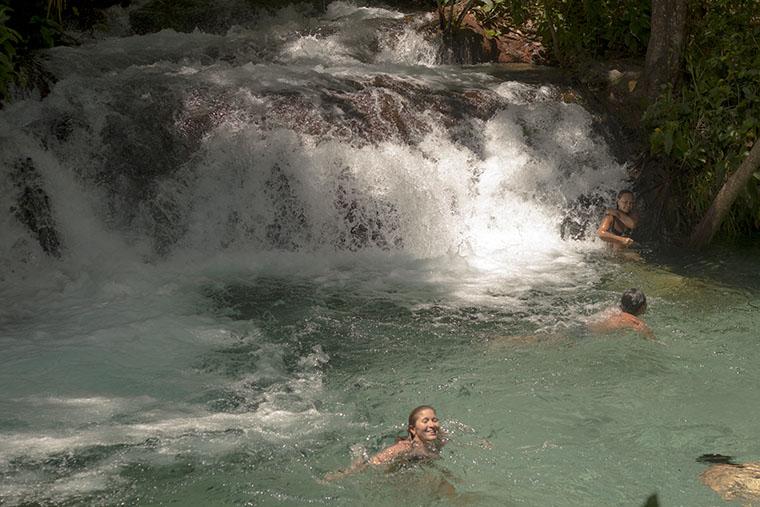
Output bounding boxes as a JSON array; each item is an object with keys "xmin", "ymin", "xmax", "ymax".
[{"xmin": 701, "ymin": 461, "xmax": 760, "ymax": 502}]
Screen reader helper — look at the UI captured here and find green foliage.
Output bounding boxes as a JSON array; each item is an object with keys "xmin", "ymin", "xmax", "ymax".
[
  {"xmin": 28, "ymin": 14, "xmax": 64, "ymax": 48},
  {"xmin": 436, "ymin": 0, "xmax": 650, "ymax": 62},
  {"xmin": 644, "ymin": 0, "xmax": 760, "ymax": 237},
  {"xmin": 436, "ymin": 0, "xmax": 531, "ymax": 38},
  {"xmin": 0, "ymin": 4, "xmax": 21, "ymax": 101},
  {"xmin": 474, "ymin": 0, "xmax": 509, "ymax": 29},
  {"xmin": 0, "ymin": 0, "xmax": 72, "ymax": 104},
  {"xmin": 539, "ymin": 0, "xmax": 651, "ymax": 63},
  {"xmin": 471, "ymin": 0, "xmax": 533, "ymax": 38},
  {"xmin": 435, "ymin": 0, "xmax": 477, "ymax": 36}
]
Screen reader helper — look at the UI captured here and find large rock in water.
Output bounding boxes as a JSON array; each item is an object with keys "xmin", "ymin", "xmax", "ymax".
[{"xmin": 8, "ymin": 158, "xmax": 62, "ymax": 258}]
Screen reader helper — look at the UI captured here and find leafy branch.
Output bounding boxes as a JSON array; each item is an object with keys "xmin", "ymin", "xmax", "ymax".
[
  {"xmin": 0, "ymin": 5, "xmax": 22, "ymax": 101},
  {"xmin": 436, "ymin": 0, "xmax": 478, "ymax": 37}
]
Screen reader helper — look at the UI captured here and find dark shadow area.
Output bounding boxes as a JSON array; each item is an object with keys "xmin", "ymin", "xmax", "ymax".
[{"xmin": 645, "ymin": 240, "xmax": 760, "ymax": 294}]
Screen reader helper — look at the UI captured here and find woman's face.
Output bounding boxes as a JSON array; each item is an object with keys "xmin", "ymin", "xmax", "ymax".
[
  {"xmin": 617, "ymin": 193, "xmax": 635, "ymax": 213},
  {"xmin": 410, "ymin": 408, "xmax": 440, "ymax": 442}
]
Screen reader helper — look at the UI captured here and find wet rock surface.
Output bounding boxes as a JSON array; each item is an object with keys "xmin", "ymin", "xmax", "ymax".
[{"xmin": 8, "ymin": 158, "xmax": 62, "ymax": 258}]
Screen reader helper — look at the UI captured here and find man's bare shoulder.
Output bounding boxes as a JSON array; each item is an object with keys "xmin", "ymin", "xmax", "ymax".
[{"xmin": 587, "ymin": 309, "xmax": 653, "ymax": 338}]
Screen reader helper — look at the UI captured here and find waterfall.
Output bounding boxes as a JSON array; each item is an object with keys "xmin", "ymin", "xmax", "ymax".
[{"xmin": 1, "ymin": 1, "xmax": 625, "ymax": 276}]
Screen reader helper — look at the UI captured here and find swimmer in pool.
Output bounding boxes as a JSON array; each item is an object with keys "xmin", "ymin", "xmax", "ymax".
[
  {"xmin": 597, "ymin": 190, "xmax": 639, "ymax": 249},
  {"xmin": 323, "ymin": 405, "xmax": 444, "ymax": 481},
  {"xmin": 698, "ymin": 454, "xmax": 760, "ymax": 502},
  {"xmin": 587, "ymin": 288, "xmax": 655, "ymax": 340}
]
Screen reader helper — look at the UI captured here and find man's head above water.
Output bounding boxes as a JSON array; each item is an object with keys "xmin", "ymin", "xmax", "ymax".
[{"xmin": 620, "ymin": 288, "xmax": 647, "ymax": 316}]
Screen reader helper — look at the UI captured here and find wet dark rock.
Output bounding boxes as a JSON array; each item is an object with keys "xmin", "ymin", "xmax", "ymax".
[
  {"xmin": 264, "ymin": 164, "xmax": 310, "ymax": 250},
  {"xmin": 334, "ymin": 171, "xmax": 403, "ymax": 251},
  {"xmin": 325, "ymin": 85, "xmax": 425, "ymax": 145},
  {"xmin": 439, "ymin": 28, "xmax": 500, "ymax": 65},
  {"xmin": 8, "ymin": 158, "xmax": 62, "ymax": 258},
  {"xmin": 48, "ymin": 115, "xmax": 90, "ymax": 143},
  {"xmin": 458, "ymin": 89, "xmax": 506, "ymax": 120},
  {"xmin": 262, "ymin": 75, "xmax": 505, "ymax": 151},
  {"xmin": 263, "ymin": 85, "xmax": 424, "ymax": 146}
]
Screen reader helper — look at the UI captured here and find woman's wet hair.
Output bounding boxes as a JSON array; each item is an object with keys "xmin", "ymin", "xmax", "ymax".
[
  {"xmin": 407, "ymin": 405, "xmax": 436, "ymax": 438},
  {"xmin": 620, "ymin": 288, "xmax": 647, "ymax": 314},
  {"xmin": 617, "ymin": 189, "xmax": 634, "ymax": 200}
]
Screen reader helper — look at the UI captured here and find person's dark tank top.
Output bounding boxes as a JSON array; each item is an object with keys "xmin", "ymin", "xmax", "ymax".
[{"xmin": 611, "ymin": 217, "xmax": 631, "ymax": 237}]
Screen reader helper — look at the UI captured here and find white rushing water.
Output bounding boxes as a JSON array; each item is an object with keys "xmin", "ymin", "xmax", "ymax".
[{"xmin": 0, "ymin": 2, "xmax": 633, "ymax": 504}]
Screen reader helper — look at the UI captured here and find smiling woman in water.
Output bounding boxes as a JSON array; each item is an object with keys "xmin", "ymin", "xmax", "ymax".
[{"xmin": 323, "ymin": 405, "xmax": 445, "ymax": 481}]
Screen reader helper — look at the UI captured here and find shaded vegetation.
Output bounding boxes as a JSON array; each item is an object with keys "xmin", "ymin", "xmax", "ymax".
[
  {"xmin": 0, "ymin": 4, "xmax": 21, "ymax": 101},
  {"xmin": 0, "ymin": 0, "xmax": 113, "ymax": 102},
  {"xmin": 436, "ymin": 0, "xmax": 651, "ymax": 64},
  {"xmin": 644, "ymin": 0, "xmax": 760, "ymax": 241}
]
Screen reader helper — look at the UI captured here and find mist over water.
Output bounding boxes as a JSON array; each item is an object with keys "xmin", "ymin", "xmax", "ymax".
[{"xmin": 3, "ymin": 2, "xmax": 757, "ymax": 506}]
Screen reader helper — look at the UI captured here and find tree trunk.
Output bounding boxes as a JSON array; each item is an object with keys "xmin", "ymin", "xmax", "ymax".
[
  {"xmin": 642, "ymin": 0, "xmax": 688, "ymax": 101},
  {"xmin": 541, "ymin": 0, "xmax": 561, "ymax": 65},
  {"xmin": 689, "ymin": 141, "xmax": 760, "ymax": 248}
]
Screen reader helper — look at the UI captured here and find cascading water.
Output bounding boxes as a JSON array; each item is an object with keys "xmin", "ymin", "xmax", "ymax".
[
  {"xmin": 8, "ymin": 3, "xmax": 756, "ymax": 506},
  {"xmin": 1, "ymin": 1, "xmax": 623, "ymax": 268}
]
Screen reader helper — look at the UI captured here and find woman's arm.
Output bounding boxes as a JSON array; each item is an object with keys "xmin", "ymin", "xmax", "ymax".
[
  {"xmin": 605, "ymin": 208, "xmax": 639, "ymax": 230},
  {"xmin": 322, "ymin": 459, "xmax": 368, "ymax": 481},
  {"xmin": 323, "ymin": 440, "xmax": 412, "ymax": 481},
  {"xmin": 597, "ymin": 214, "xmax": 634, "ymax": 247},
  {"xmin": 369, "ymin": 440, "xmax": 412, "ymax": 465}
]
